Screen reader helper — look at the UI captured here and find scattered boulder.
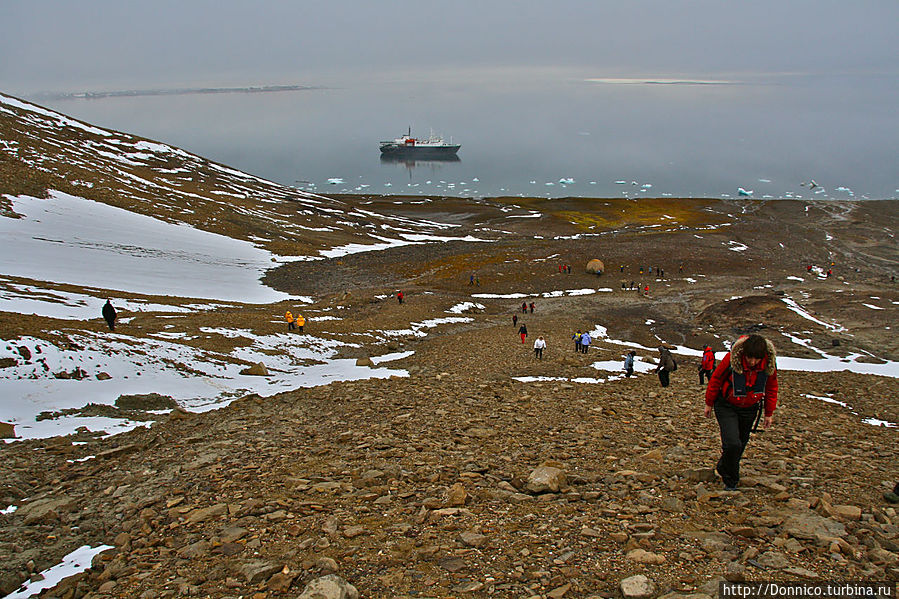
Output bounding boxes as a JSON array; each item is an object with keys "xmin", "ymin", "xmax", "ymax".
[
  {"xmin": 585, "ymin": 259, "xmax": 605, "ymax": 275},
  {"xmin": 445, "ymin": 482, "xmax": 468, "ymax": 506},
  {"xmin": 234, "ymin": 560, "xmax": 281, "ymax": 584},
  {"xmin": 620, "ymin": 574, "xmax": 656, "ymax": 599},
  {"xmin": 0, "ymin": 358, "xmax": 17, "ymax": 368},
  {"xmin": 115, "ymin": 393, "xmax": 178, "ymax": 411},
  {"xmin": 355, "ymin": 357, "xmax": 375, "ymax": 367},
  {"xmin": 525, "ymin": 464, "xmax": 567, "ymax": 494},
  {"xmin": 627, "ymin": 548, "xmax": 666, "ymax": 564},
  {"xmin": 298, "ymin": 574, "xmax": 359, "ymax": 599},
  {"xmin": 240, "ymin": 362, "xmax": 269, "ymax": 376}
]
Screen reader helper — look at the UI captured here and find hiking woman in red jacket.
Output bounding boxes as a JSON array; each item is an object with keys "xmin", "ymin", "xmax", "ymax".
[
  {"xmin": 704, "ymin": 334, "xmax": 778, "ymax": 491},
  {"xmin": 699, "ymin": 346, "xmax": 715, "ymax": 385}
]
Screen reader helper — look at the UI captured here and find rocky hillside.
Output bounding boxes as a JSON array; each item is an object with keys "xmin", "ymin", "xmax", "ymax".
[{"xmin": 0, "ymin": 97, "xmax": 897, "ymax": 598}]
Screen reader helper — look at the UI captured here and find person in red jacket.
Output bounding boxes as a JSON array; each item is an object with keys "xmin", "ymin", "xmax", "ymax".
[
  {"xmin": 704, "ymin": 334, "xmax": 778, "ymax": 491},
  {"xmin": 699, "ymin": 346, "xmax": 716, "ymax": 385}
]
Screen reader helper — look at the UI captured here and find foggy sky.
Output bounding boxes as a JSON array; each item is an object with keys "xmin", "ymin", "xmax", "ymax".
[{"xmin": 2, "ymin": 1, "xmax": 897, "ymax": 94}]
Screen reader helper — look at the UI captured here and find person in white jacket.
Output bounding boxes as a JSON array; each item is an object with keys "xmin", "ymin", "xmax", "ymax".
[{"xmin": 533, "ymin": 336, "xmax": 546, "ymax": 360}]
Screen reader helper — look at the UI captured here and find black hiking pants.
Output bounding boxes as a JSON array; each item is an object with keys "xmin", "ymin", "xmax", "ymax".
[
  {"xmin": 699, "ymin": 368, "xmax": 712, "ymax": 385},
  {"xmin": 714, "ymin": 400, "xmax": 760, "ymax": 488},
  {"xmin": 658, "ymin": 368, "xmax": 670, "ymax": 387}
]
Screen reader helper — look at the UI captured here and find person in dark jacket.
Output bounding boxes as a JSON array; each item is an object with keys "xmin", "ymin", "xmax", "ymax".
[
  {"xmin": 656, "ymin": 345, "xmax": 676, "ymax": 387},
  {"xmin": 518, "ymin": 323, "xmax": 528, "ymax": 344},
  {"xmin": 704, "ymin": 334, "xmax": 778, "ymax": 491},
  {"xmin": 699, "ymin": 346, "xmax": 716, "ymax": 385},
  {"xmin": 102, "ymin": 299, "xmax": 117, "ymax": 331}
]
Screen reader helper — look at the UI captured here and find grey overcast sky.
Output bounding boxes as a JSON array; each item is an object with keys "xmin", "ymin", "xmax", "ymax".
[{"xmin": 1, "ymin": 1, "xmax": 897, "ymax": 94}]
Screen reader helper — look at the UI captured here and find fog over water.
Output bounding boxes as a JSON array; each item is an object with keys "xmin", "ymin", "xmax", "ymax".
[{"xmin": 2, "ymin": 1, "xmax": 897, "ymax": 199}]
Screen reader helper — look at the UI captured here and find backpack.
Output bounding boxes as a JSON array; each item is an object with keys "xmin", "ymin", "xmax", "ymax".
[{"xmin": 671, "ymin": 357, "xmax": 677, "ymax": 371}]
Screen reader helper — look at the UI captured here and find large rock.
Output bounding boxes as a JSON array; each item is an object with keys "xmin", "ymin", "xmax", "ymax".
[
  {"xmin": 0, "ymin": 422, "xmax": 15, "ymax": 439},
  {"xmin": 240, "ymin": 362, "xmax": 269, "ymax": 376},
  {"xmin": 627, "ymin": 548, "xmax": 667, "ymax": 564},
  {"xmin": 586, "ymin": 259, "xmax": 605, "ymax": 274},
  {"xmin": 298, "ymin": 574, "xmax": 359, "ymax": 599},
  {"xmin": 781, "ymin": 511, "xmax": 846, "ymax": 541},
  {"xmin": 17, "ymin": 496, "xmax": 77, "ymax": 525},
  {"xmin": 115, "ymin": 393, "xmax": 178, "ymax": 411},
  {"xmin": 620, "ymin": 574, "xmax": 657, "ymax": 599},
  {"xmin": 525, "ymin": 465, "xmax": 567, "ymax": 494},
  {"xmin": 235, "ymin": 560, "xmax": 281, "ymax": 584}
]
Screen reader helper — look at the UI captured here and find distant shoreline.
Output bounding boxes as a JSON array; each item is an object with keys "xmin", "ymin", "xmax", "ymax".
[{"xmin": 31, "ymin": 84, "xmax": 321, "ymax": 101}]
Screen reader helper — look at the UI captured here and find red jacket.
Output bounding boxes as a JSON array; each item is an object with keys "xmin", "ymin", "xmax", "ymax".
[
  {"xmin": 701, "ymin": 348, "xmax": 715, "ymax": 370},
  {"xmin": 705, "ymin": 337, "xmax": 778, "ymax": 416}
]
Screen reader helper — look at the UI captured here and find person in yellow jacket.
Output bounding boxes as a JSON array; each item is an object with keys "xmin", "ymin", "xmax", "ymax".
[
  {"xmin": 295, "ymin": 313, "xmax": 305, "ymax": 333},
  {"xmin": 285, "ymin": 310, "xmax": 295, "ymax": 331}
]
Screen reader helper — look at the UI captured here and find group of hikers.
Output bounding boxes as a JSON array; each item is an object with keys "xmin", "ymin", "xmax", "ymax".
[
  {"xmin": 572, "ymin": 330, "xmax": 592, "ymax": 353},
  {"xmin": 511, "ymin": 319, "xmax": 784, "ymax": 493},
  {"xmin": 284, "ymin": 310, "xmax": 305, "ymax": 332}
]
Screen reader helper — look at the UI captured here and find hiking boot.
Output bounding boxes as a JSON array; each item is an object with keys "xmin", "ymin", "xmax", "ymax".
[{"xmin": 724, "ymin": 485, "xmax": 738, "ymax": 492}]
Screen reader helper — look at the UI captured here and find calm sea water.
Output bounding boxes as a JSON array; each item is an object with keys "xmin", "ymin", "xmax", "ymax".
[{"xmin": 33, "ymin": 69, "xmax": 899, "ymax": 200}]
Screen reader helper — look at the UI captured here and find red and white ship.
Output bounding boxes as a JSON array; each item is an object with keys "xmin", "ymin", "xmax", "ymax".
[{"xmin": 379, "ymin": 127, "xmax": 460, "ymax": 157}]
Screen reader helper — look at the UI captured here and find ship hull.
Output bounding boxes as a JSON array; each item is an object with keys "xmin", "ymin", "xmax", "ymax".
[{"xmin": 379, "ymin": 144, "xmax": 461, "ymax": 157}]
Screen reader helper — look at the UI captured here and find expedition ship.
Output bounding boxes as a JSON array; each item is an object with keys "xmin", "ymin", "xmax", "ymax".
[{"xmin": 379, "ymin": 127, "xmax": 460, "ymax": 157}]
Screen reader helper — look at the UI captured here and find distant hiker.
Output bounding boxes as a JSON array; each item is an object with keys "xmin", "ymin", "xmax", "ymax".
[
  {"xmin": 639, "ymin": 267, "xmax": 644, "ymax": 275},
  {"xmin": 529, "ymin": 302, "xmax": 535, "ymax": 313},
  {"xmin": 397, "ymin": 290, "xmax": 404, "ymax": 304},
  {"xmin": 656, "ymin": 345, "xmax": 676, "ymax": 387},
  {"xmin": 475, "ymin": 275, "xmax": 480, "ymax": 286},
  {"xmin": 296, "ymin": 313, "xmax": 305, "ymax": 333},
  {"xmin": 807, "ymin": 265, "xmax": 813, "ymax": 273},
  {"xmin": 679, "ymin": 263, "xmax": 684, "ymax": 273},
  {"xmin": 512, "ymin": 314, "xmax": 518, "ymax": 327},
  {"xmin": 518, "ymin": 323, "xmax": 528, "ymax": 343},
  {"xmin": 704, "ymin": 334, "xmax": 778, "ymax": 491},
  {"xmin": 827, "ymin": 269, "xmax": 833, "ymax": 277},
  {"xmin": 623, "ymin": 350, "xmax": 636, "ymax": 377},
  {"xmin": 534, "ymin": 336, "xmax": 546, "ymax": 359},
  {"xmin": 559, "ymin": 264, "xmax": 563, "ymax": 273},
  {"xmin": 699, "ymin": 346, "xmax": 716, "ymax": 385},
  {"xmin": 286, "ymin": 310, "xmax": 296, "ymax": 331},
  {"xmin": 659, "ymin": 268, "xmax": 664, "ymax": 278},
  {"xmin": 573, "ymin": 330, "xmax": 582, "ymax": 352},
  {"xmin": 620, "ymin": 265, "xmax": 625, "ymax": 273},
  {"xmin": 521, "ymin": 302, "xmax": 528, "ymax": 314},
  {"xmin": 102, "ymin": 299, "xmax": 117, "ymax": 332},
  {"xmin": 567, "ymin": 265, "xmax": 571, "ymax": 274},
  {"xmin": 580, "ymin": 331, "xmax": 591, "ymax": 354},
  {"xmin": 630, "ymin": 280, "xmax": 635, "ymax": 290},
  {"xmin": 470, "ymin": 274, "xmax": 475, "ymax": 285}
]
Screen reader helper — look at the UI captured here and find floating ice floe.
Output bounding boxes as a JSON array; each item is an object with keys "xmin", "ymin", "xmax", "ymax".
[
  {"xmin": 738, "ymin": 188, "xmax": 753, "ymax": 196},
  {"xmin": 327, "ymin": 178, "xmax": 345, "ymax": 184},
  {"xmin": 559, "ymin": 178, "xmax": 575, "ymax": 185}
]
